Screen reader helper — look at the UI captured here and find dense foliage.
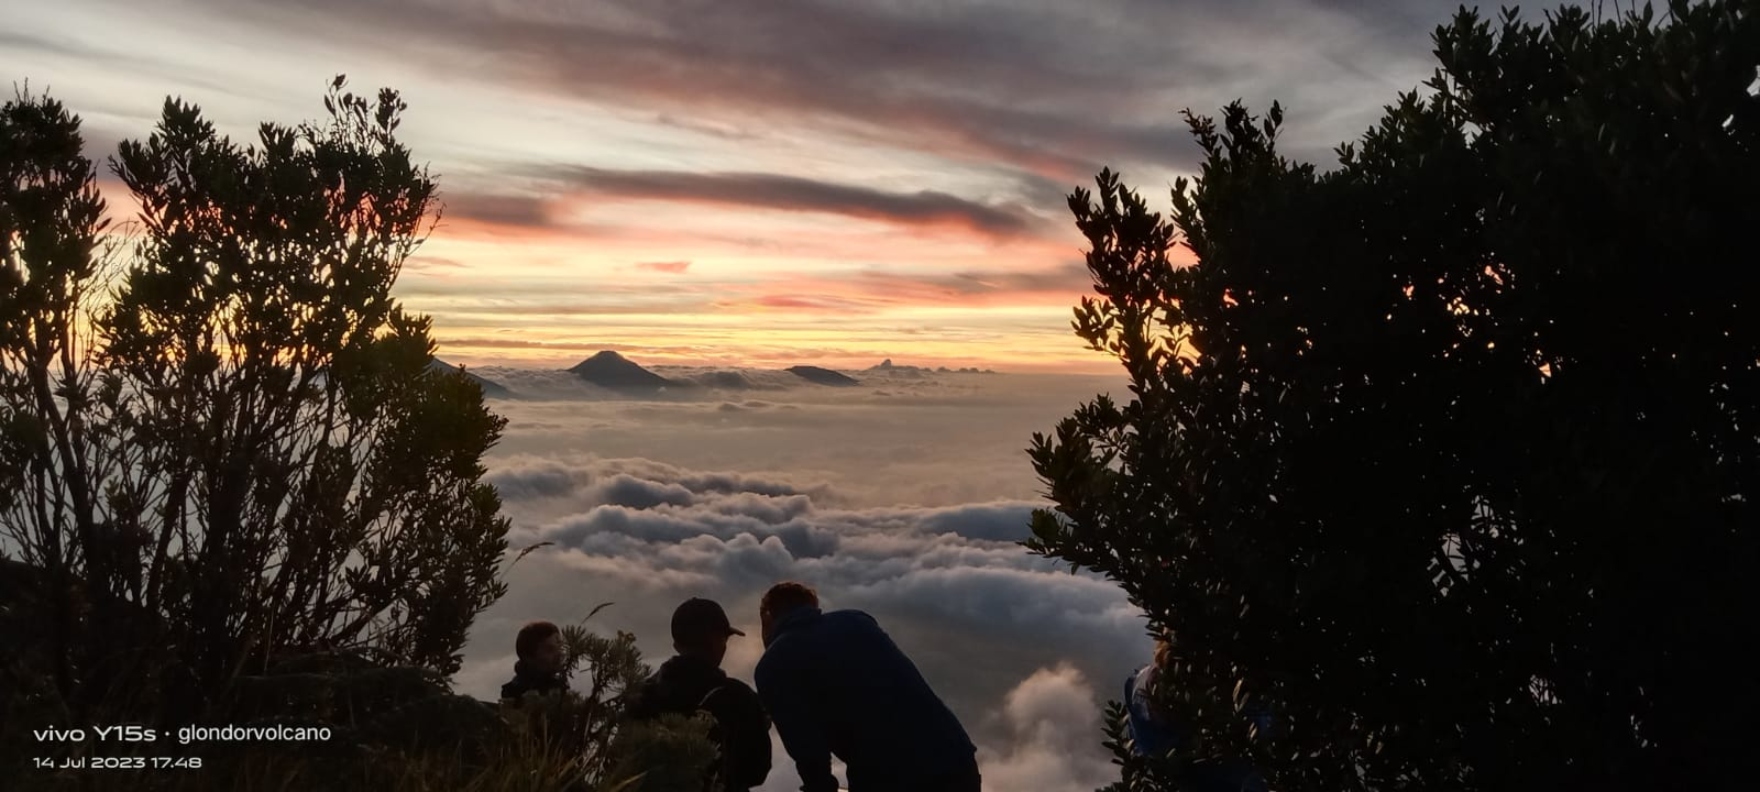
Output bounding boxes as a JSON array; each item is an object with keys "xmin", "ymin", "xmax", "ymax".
[
  {"xmin": 2, "ymin": 75, "xmax": 511, "ymax": 729},
  {"xmin": 3, "ymin": 76, "xmax": 724, "ymax": 791},
  {"xmin": 1030, "ymin": 2, "xmax": 1759, "ymax": 790}
]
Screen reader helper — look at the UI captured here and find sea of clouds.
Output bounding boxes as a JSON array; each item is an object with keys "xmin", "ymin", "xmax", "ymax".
[{"xmin": 451, "ymin": 362, "xmax": 1151, "ymax": 792}]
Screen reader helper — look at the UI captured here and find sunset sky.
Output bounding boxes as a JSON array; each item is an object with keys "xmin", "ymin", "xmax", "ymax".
[
  {"xmin": 4, "ymin": 0, "xmax": 1469, "ymax": 374},
  {"xmin": 7, "ymin": 3, "xmax": 1530, "ymax": 789}
]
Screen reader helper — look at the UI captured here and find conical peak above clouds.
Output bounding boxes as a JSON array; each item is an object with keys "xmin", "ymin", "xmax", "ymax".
[
  {"xmin": 568, "ymin": 351, "xmax": 675, "ymax": 391},
  {"xmin": 577, "ymin": 350, "xmax": 633, "ymax": 366},
  {"xmin": 786, "ymin": 365, "xmax": 860, "ymax": 387},
  {"xmin": 430, "ymin": 358, "xmax": 513, "ymax": 398}
]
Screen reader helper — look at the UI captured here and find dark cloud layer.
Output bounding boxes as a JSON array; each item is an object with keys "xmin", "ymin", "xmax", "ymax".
[
  {"xmin": 433, "ymin": 170, "xmax": 1048, "ymax": 239},
  {"xmin": 531, "ymin": 166, "xmax": 1043, "ymax": 237},
  {"xmin": 160, "ymin": 0, "xmax": 1471, "ymax": 185},
  {"xmin": 439, "ymin": 191, "xmax": 554, "ymax": 229},
  {"xmin": 864, "ymin": 260, "xmax": 1094, "ymax": 298}
]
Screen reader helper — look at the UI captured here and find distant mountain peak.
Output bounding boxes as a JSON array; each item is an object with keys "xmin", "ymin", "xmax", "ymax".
[
  {"xmin": 865, "ymin": 358, "xmax": 930, "ymax": 377},
  {"xmin": 569, "ymin": 351, "xmax": 673, "ymax": 390},
  {"xmin": 429, "ymin": 358, "xmax": 512, "ymax": 398},
  {"xmin": 787, "ymin": 365, "xmax": 860, "ymax": 387}
]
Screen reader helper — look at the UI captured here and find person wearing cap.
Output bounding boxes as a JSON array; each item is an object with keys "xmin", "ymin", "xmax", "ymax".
[
  {"xmin": 625, "ymin": 597, "xmax": 772, "ymax": 792},
  {"xmin": 755, "ymin": 581, "xmax": 980, "ymax": 792}
]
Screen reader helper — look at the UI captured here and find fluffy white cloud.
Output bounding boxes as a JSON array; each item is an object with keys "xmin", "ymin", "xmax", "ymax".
[
  {"xmin": 978, "ymin": 665, "xmax": 1119, "ymax": 792},
  {"xmin": 460, "ymin": 368, "xmax": 1150, "ymax": 792}
]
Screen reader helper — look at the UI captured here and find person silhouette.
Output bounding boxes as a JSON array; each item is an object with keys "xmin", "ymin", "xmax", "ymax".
[
  {"xmin": 500, "ymin": 620, "xmax": 568, "ymax": 700},
  {"xmin": 1123, "ymin": 633, "xmax": 1269, "ymax": 792},
  {"xmin": 626, "ymin": 598, "xmax": 772, "ymax": 792},
  {"xmin": 755, "ymin": 581, "xmax": 980, "ymax": 792}
]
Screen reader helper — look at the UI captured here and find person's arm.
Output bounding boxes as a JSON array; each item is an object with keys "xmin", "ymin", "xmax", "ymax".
[
  {"xmin": 718, "ymin": 683, "xmax": 773, "ymax": 788},
  {"xmin": 621, "ymin": 678, "xmax": 657, "ymax": 722},
  {"xmin": 756, "ymin": 656, "xmax": 837, "ymax": 792}
]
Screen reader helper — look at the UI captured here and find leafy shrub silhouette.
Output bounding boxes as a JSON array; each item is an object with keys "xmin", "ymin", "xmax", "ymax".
[
  {"xmin": 601, "ymin": 713, "xmax": 722, "ymax": 792},
  {"xmin": 2, "ymin": 74, "xmax": 509, "ymax": 733},
  {"xmin": 5, "ymin": 613, "xmax": 714, "ymax": 791},
  {"xmin": 1028, "ymin": 2, "xmax": 1759, "ymax": 791},
  {"xmin": 2, "ymin": 77, "xmax": 722, "ymax": 791}
]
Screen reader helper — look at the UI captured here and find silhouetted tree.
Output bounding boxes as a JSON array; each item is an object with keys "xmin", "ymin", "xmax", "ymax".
[
  {"xmin": 1, "ymin": 76, "xmax": 511, "ymax": 728},
  {"xmin": 1028, "ymin": 3, "xmax": 1759, "ymax": 791}
]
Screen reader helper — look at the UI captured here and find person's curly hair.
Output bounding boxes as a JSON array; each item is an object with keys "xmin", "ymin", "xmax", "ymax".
[
  {"xmin": 760, "ymin": 581, "xmax": 820, "ymax": 616},
  {"xmin": 1145, "ymin": 633, "xmax": 1177, "ymax": 709}
]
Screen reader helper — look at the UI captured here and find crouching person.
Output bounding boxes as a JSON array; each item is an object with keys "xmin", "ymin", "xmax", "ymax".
[
  {"xmin": 626, "ymin": 597, "xmax": 772, "ymax": 792},
  {"xmin": 755, "ymin": 581, "xmax": 980, "ymax": 792}
]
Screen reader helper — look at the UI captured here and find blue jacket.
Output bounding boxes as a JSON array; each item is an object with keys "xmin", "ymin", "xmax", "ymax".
[
  {"xmin": 1125, "ymin": 664, "xmax": 1180, "ymax": 758},
  {"xmin": 755, "ymin": 607, "xmax": 976, "ymax": 792},
  {"xmin": 1124, "ymin": 665, "xmax": 1270, "ymax": 792}
]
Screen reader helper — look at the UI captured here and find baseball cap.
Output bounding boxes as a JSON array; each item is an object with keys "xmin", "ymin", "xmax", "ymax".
[{"xmin": 670, "ymin": 597, "xmax": 746, "ymax": 644}]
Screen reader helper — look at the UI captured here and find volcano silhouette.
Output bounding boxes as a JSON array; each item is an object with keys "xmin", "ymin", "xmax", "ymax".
[{"xmin": 568, "ymin": 351, "xmax": 675, "ymax": 391}]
